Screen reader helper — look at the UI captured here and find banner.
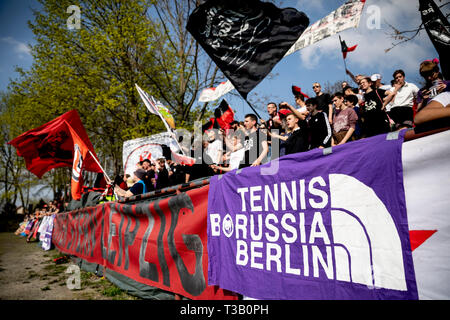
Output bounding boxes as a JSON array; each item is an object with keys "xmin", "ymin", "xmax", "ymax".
[
  {"xmin": 187, "ymin": 0, "xmax": 309, "ymax": 99},
  {"xmin": 402, "ymin": 129, "xmax": 450, "ymax": 299},
  {"xmin": 199, "ymin": 81, "xmax": 235, "ymax": 103},
  {"xmin": 284, "ymin": 0, "xmax": 366, "ymax": 57},
  {"xmin": 8, "ymin": 109, "xmax": 101, "ymax": 178},
  {"xmin": 42, "ymin": 215, "xmax": 55, "ymax": 251},
  {"xmin": 419, "ymin": 0, "xmax": 450, "ymax": 80},
  {"xmin": 207, "ymin": 131, "xmax": 418, "ymax": 300},
  {"xmin": 122, "ymin": 132, "xmax": 181, "ymax": 176},
  {"xmin": 52, "ymin": 185, "xmax": 237, "ymax": 300}
]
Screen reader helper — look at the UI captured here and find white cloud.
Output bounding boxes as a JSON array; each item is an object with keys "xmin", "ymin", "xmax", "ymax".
[
  {"xmin": 295, "ymin": 0, "xmax": 325, "ymax": 13},
  {"xmin": 297, "ymin": 0, "xmax": 438, "ymax": 82},
  {"xmin": 1, "ymin": 37, "xmax": 32, "ymax": 58}
]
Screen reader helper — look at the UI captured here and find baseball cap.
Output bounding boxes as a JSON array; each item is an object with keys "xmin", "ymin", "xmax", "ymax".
[{"xmin": 370, "ymin": 74, "xmax": 381, "ymax": 81}]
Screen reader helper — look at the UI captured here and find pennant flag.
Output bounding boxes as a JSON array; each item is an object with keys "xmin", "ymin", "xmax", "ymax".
[
  {"xmin": 8, "ymin": 110, "xmax": 102, "ymax": 178},
  {"xmin": 285, "ymin": 0, "xmax": 366, "ymax": 56},
  {"xmin": 187, "ymin": 0, "xmax": 309, "ymax": 99},
  {"xmin": 199, "ymin": 80, "xmax": 235, "ymax": 102},
  {"xmin": 340, "ymin": 35, "xmax": 358, "ymax": 59},
  {"xmin": 135, "ymin": 84, "xmax": 175, "ymax": 130},
  {"xmin": 419, "ymin": 0, "xmax": 450, "ymax": 80}
]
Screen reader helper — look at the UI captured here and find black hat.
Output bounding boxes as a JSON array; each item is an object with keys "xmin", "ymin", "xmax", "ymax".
[{"xmin": 133, "ymin": 169, "xmax": 147, "ymax": 180}]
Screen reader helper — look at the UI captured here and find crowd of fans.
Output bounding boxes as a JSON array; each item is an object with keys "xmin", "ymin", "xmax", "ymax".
[
  {"xmin": 113, "ymin": 59, "xmax": 449, "ymax": 199},
  {"xmin": 14, "ymin": 200, "xmax": 63, "ymax": 245}
]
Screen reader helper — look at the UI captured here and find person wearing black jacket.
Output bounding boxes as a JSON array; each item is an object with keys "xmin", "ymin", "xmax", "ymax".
[
  {"xmin": 305, "ymin": 98, "xmax": 332, "ymax": 150},
  {"xmin": 284, "ymin": 113, "xmax": 309, "ymax": 155},
  {"xmin": 155, "ymin": 157, "xmax": 170, "ymax": 190}
]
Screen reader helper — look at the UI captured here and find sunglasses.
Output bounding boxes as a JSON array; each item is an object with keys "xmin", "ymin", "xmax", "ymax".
[{"xmin": 313, "ymin": 85, "xmax": 320, "ymax": 88}]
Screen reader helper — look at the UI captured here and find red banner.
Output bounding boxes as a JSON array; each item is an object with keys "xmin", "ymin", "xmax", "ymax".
[{"xmin": 52, "ymin": 185, "xmax": 237, "ymax": 300}]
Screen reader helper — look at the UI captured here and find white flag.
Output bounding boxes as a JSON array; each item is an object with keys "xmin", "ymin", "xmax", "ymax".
[
  {"xmin": 198, "ymin": 80, "xmax": 234, "ymax": 103},
  {"xmin": 135, "ymin": 84, "xmax": 174, "ymax": 133},
  {"xmin": 285, "ymin": 0, "xmax": 366, "ymax": 57}
]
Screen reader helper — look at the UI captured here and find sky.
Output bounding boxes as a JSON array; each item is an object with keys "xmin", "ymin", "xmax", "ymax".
[{"xmin": 0, "ymin": 0, "xmax": 448, "ymax": 121}]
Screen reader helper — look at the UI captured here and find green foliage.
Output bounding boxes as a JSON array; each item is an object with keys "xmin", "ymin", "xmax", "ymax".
[{"xmin": 1, "ymin": 0, "xmax": 224, "ymax": 205}]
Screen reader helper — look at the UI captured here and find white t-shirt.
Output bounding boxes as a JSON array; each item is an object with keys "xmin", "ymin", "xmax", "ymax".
[
  {"xmin": 228, "ymin": 148, "xmax": 245, "ymax": 170},
  {"xmin": 380, "ymin": 85, "xmax": 394, "ymax": 111},
  {"xmin": 389, "ymin": 82, "xmax": 419, "ymax": 108},
  {"xmin": 297, "ymin": 106, "xmax": 307, "ymax": 113},
  {"xmin": 206, "ymin": 139, "xmax": 223, "ymax": 164},
  {"xmin": 431, "ymin": 92, "xmax": 450, "ymax": 108}
]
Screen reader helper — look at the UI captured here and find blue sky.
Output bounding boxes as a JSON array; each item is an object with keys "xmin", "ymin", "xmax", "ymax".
[
  {"xmin": 0, "ymin": 0, "xmax": 39, "ymax": 91},
  {"xmin": 0, "ymin": 0, "xmax": 447, "ymax": 121}
]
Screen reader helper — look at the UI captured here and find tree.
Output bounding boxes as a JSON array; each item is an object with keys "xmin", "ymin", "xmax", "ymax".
[
  {"xmin": 6, "ymin": 0, "xmax": 225, "ymax": 177},
  {"xmin": 384, "ymin": 1, "xmax": 449, "ymax": 53}
]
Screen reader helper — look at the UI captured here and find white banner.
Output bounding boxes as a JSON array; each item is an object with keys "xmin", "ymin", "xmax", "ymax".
[
  {"xmin": 122, "ymin": 132, "xmax": 180, "ymax": 176},
  {"xmin": 284, "ymin": 0, "xmax": 366, "ymax": 57},
  {"xmin": 198, "ymin": 80, "xmax": 235, "ymax": 103},
  {"xmin": 403, "ymin": 129, "xmax": 450, "ymax": 300}
]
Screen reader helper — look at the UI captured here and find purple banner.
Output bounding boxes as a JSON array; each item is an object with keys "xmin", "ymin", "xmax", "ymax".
[{"xmin": 207, "ymin": 131, "xmax": 418, "ymax": 300}]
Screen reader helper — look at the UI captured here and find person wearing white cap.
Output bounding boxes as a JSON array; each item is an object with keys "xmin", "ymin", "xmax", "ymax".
[{"xmin": 371, "ymin": 74, "xmax": 392, "ymax": 91}]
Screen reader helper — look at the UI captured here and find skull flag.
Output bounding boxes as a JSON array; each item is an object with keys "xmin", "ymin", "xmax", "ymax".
[{"xmin": 187, "ymin": 0, "xmax": 309, "ymax": 99}]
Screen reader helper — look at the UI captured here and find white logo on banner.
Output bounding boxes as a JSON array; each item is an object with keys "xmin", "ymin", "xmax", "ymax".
[
  {"xmin": 329, "ymin": 174, "xmax": 406, "ymax": 291},
  {"xmin": 72, "ymin": 144, "xmax": 83, "ymax": 183}
]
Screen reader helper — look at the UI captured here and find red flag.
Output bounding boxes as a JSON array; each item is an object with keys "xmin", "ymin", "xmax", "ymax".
[
  {"xmin": 215, "ymin": 100, "xmax": 234, "ymax": 130},
  {"xmin": 8, "ymin": 110, "xmax": 101, "ymax": 178},
  {"xmin": 202, "ymin": 99, "xmax": 235, "ymax": 133},
  {"xmin": 292, "ymin": 85, "xmax": 310, "ymax": 99},
  {"xmin": 65, "ymin": 121, "xmax": 94, "ymax": 200}
]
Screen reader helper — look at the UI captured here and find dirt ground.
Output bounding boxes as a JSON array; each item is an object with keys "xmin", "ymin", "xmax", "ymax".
[{"xmin": 0, "ymin": 232, "xmax": 139, "ymax": 300}]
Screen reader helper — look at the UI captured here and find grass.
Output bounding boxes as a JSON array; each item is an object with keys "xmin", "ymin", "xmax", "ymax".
[{"xmin": 25, "ymin": 247, "xmax": 140, "ymax": 300}]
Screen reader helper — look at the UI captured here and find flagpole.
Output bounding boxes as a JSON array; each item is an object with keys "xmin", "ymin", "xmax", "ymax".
[
  {"xmin": 148, "ymin": 96, "xmax": 187, "ymax": 157},
  {"xmin": 244, "ymin": 98, "xmax": 262, "ymax": 120},
  {"xmin": 339, "ymin": 35, "xmax": 348, "ymax": 82},
  {"xmin": 87, "ymin": 150, "xmax": 120, "ymax": 200},
  {"xmin": 88, "ymin": 151, "xmax": 111, "ymax": 184},
  {"xmin": 343, "ymin": 56, "xmax": 348, "ymax": 82},
  {"xmin": 136, "ymin": 84, "xmax": 188, "ymax": 156}
]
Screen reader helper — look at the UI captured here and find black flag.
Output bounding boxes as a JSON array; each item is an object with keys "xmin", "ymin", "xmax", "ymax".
[
  {"xmin": 187, "ymin": 0, "xmax": 309, "ymax": 99},
  {"xmin": 419, "ymin": 0, "xmax": 450, "ymax": 80},
  {"xmin": 339, "ymin": 36, "xmax": 358, "ymax": 59}
]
